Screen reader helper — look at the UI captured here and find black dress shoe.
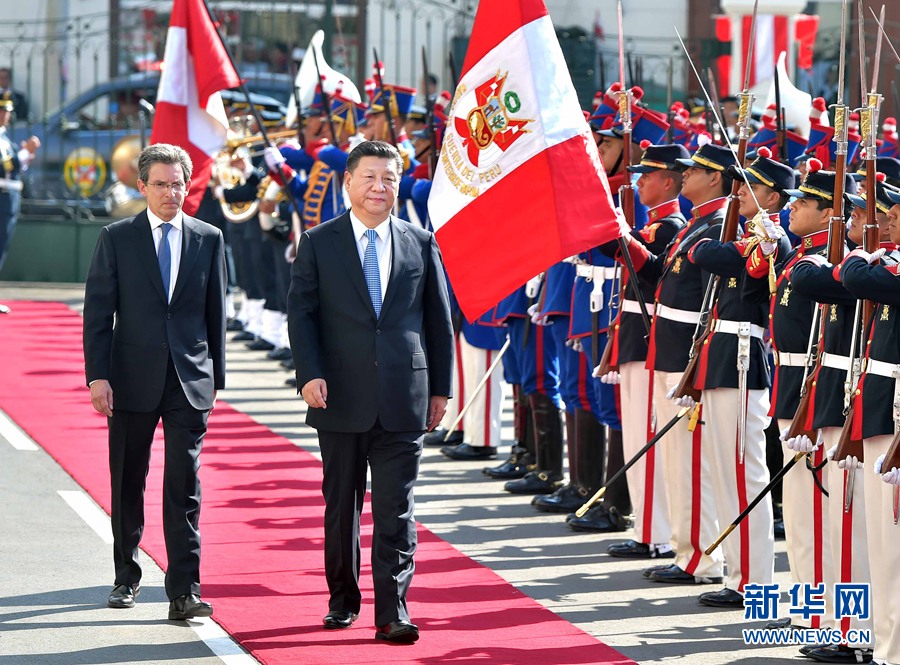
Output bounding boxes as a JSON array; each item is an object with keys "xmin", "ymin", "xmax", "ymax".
[
  {"xmin": 804, "ymin": 645, "xmax": 872, "ymax": 663},
  {"xmin": 280, "ymin": 358, "xmax": 295, "ymax": 370},
  {"xmin": 375, "ymin": 620, "xmax": 419, "ymax": 643},
  {"xmin": 441, "ymin": 442, "xmax": 497, "ymax": 460},
  {"xmin": 698, "ymin": 587, "xmax": 744, "ymax": 608},
  {"xmin": 774, "ymin": 517, "xmax": 785, "ymax": 540},
  {"xmin": 424, "ymin": 428, "xmax": 463, "ymax": 447},
  {"xmin": 504, "ymin": 470, "xmax": 562, "ymax": 495},
  {"xmin": 226, "ymin": 318, "xmax": 243, "ymax": 331},
  {"xmin": 765, "ymin": 617, "xmax": 794, "ymax": 630},
  {"xmin": 267, "ymin": 347, "xmax": 292, "ymax": 361},
  {"xmin": 532, "ymin": 483, "xmax": 586, "ymax": 513},
  {"xmin": 246, "ymin": 338, "xmax": 276, "ymax": 351},
  {"xmin": 483, "ymin": 450, "xmax": 534, "ymax": 479},
  {"xmin": 168, "ymin": 594, "xmax": 213, "ymax": 620},
  {"xmin": 567, "ymin": 504, "xmax": 632, "ymax": 532},
  {"xmin": 108, "ymin": 584, "xmax": 140, "ymax": 609},
  {"xmin": 323, "ymin": 610, "xmax": 358, "ymax": 629},
  {"xmin": 649, "ymin": 565, "xmax": 723, "ymax": 585},
  {"xmin": 232, "ymin": 330, "xmax": 255, "ymax": 341},
  {"xmin": 800, "ymin": 643, "xmax": 834, "ymax": 656},
  {"xmin": 643, "ymin": 563, "xmax": 676, "ymax": 578},
  {"xmin": 285, "ymin": 377, "xmax": 297, "ymax": 388},
  {"xmin": 607, "ymin": 540, "xmax": 676, "ymax": 559}
]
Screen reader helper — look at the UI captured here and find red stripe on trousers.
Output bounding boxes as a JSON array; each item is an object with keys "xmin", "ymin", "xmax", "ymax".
[
  {"xmin": 812, "ymin": 445, "xmax": 824, "ymax": 629},
  {"xmin": 685, "ymin": 406, "xmax": 704, "ymax": 575},
  {"xmin": 484, "ymin": 350, "xmax": 492, "ymax": 447},
  {"xmin": 735, "ymin": 390, "xmax": 750, "ymax": 592},
  {"xmin": 456, "ymin": 335, "xmax": 465, "ymax": 430},
  {"xmin": 535, "ymin": 325, "xmax": 546, "ymax": 394},
  {"xmin": 840, "ymin": 470, "xmax": 853, "ymax": 635},
  {"xmin": 641, "ymin": 369, "xmax": 656, "ymax": 544}
]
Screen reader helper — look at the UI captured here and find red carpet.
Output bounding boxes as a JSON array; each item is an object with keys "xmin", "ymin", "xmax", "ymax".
[{"xmin": 0, "ymin": 300, "xmax": 635, "ymax": 665}]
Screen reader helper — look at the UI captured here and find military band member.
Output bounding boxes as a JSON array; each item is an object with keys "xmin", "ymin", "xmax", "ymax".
[
  {"xmin": 614, "ymin": 142, "xmax": 741, "ymax": 586},
  {"xmin": 597, "ymin": 142, "xmax": 688, "ymax": 558},
  {"xmin": 839, "ymin": 187, "xmax": 900, "ymax": 665},
  {"xmin": 682, "ymin": 149, "xmax": 792, "ymax": 607}
]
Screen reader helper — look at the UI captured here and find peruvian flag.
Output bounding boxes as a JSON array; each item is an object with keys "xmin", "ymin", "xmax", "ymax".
[
  {"xmin": 428, "ymin": 0, "xmax": 619, "ymax": 320},
  {"xmin": 151, "ymin": 0, "xmax": 241, "ymax": 215}
]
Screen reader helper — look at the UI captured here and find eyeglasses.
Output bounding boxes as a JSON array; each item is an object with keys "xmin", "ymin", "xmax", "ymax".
[{"xmin": 146, "ymin": 181, "xmax": 186, "ymax": 194}]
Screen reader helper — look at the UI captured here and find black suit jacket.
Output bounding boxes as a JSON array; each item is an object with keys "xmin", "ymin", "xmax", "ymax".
[
  {"xmin": 288, "ymin": 211, "xmax": 453, "ymax": 433},
  {"xmin": 83, "ymin": 209, "xmax": 227, "ymax": 412}
]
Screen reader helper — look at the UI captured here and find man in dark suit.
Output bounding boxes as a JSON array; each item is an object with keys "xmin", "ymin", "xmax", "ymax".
[
  {"xmin": 83, "ymin": 143, "xmax": 226, "ymax": 620},
  {"xmin": 287, "ymin": 140, "xmax": 453, "ymax": 643}
]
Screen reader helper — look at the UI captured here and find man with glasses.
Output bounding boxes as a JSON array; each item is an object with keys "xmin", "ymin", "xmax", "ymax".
[{"xmin": 83, "ymin": 143, "xmax": 227, "ymax": 621}]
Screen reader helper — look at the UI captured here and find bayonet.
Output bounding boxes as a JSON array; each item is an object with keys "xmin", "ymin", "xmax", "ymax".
[
  {"xmin": 872, "ymin": 5, "xmax": 885, "ymax": 94},
  {"xmin": 870, "ymin": 6, "xmax": 900, "ymax": 67},
  {"xmin": 372, "ymin": 48, "xmax": 398, "ymax": 147}
]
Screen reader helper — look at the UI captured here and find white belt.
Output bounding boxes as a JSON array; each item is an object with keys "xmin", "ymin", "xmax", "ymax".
[
  {"xmin": 713, "ymin": 319, "xmax": 765, "ymax": 339},
  {"xmin": 575, "ymin": 264, "xmax": 618, "ymax": 281},
  {"xmin": 562, "ymin": 255, "xmax": 584, "ymax": 265},
  {"xmin": 777, "ymin": 352, "xmax": 808, "ymax": 367},
  {"xmin": 820, "ymin": 352, "xmax": 852, "ymax": 372},
  {"xmin": 865, "ymin": 358, "xmax": 900, "ymax": 379},
  {"xmin": 656, "ymin": 304, "xmax": 701, "ymax": 325},
  {"xmin": 620, "ymin": 300, "xmax": 655, "ymax": 316},
  {"xmin": 0, "ymin": 177, "xmax": 22, "ymax": 192}
]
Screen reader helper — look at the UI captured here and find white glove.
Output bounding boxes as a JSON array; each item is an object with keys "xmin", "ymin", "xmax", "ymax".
[
  {"xmin": 213, "ymin": 185, "xmax": 225, "ymax": 201},
  {"xmin": 264, "ymin": 146, "xmax": 286, "ymax": 172},
  {"xmin": 837, "ymin": 455, "xmax": 863, "ymax": 471},
  {"xmin": 785, "ymin": 434, "xmax": 816, "ymax": 453},
  {"xmin": 614, "ymin": 207, "xmax": 631, "ymax": 239},
  {"xmin": 874, "ymin": 453, "xmax": 885, "ymax": 475},
  {"xmin": 525, "ymin": 274, "xmax": 543, "ymax": 299},
  {"xmin": 666, "ymin": 385, "xmax": 697, "ymax": 409},
  {"xmin": 571, "ymin": 338, "xmax": 584, "ymax": 354},
  {"xmin": 826, "ymin": 444, "xmax": 838, "ymax": 460},
  {"xmin": 760, "ymin": 219, "xmax": 786, "ymax": 257},
  {"xmin": 597, "ymin": 370, "xmax": 621, "ymax": 384},
  {"xmin": 866, "ymin": 248, "xmax": 886, "ymax": 264},
  {"xmin": 527, "ymin": 302, "xmax": 552, "ymax": 326},
  {"xmin": 883, "ymin": 463, "xmax": 900, "ymax": 486}
]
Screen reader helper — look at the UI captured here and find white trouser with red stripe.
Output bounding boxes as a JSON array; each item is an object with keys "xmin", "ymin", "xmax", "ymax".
[
  {"xmin": 440, "ymin": 334, "xmax": 466, "ymax": 432},
  {"xmin": 864, "ymin": 434, "xmax": 900, "ymax": 664},
  {"xmin": 620, "ymin": 362, "xmax": 671, "ymax": 545},
  {"xmin": 655, "ymin": 370, "xmax": 724, "ymax": 579},
  {"xmin": 701, "ymin": 388, "xmax": 774, "ymax": 592},
  {"xmin": 778, "ymin": 418, "xmax": 835, "ymax": 629},
  {"xmin": 460, "ymin": 335, "xmax": 504, "ymax": 448},
  {"xmin": 821, "ymin": 427, "xmax": 873, "ymax": 646}
]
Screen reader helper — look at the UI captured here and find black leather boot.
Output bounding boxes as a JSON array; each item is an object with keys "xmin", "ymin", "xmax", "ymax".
[
  {"xmin": 603, "ymin": 428, "xmax": 632, "ymax": 517},
  {"xmin": 483, "ymin": 385, "xmax": 534, "ymax": 479},
  {"xmin": 574, "ymin": 408, "xmax": 606, "ymax": 498},
  {"xmin": 533, "ymin": 411, "xmax": 581, "ymax": 512},
  {"xmin": 504, "ymin": 393, "xmax": 563, "ymax": 494}
]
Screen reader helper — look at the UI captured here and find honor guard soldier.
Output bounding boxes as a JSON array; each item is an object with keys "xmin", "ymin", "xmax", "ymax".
[
  {"xmin": 567, "ymin": 87, "xmax": 666, "ymax": 533},
  {"xmin": 782, "ymin": 179, "xmax": 899, "ymax": 662},
  {"xmin": 682, "ymin": 148, "xmax": 793, "ymax": 608},
  {"xmin": 743, "ymin": 161, "xmax": 858, "ymax": 630},
  {"xmin": 851, "ymin": 156, "xmax": 900, "ymax": 193},
  {"xmin": 879, "ymin": 116, "xmax": 899, "ymax": 159},
  {"xmin": 0, "ymin": 91, "xmax": 39, "ymax": 312},
  {"xmin": 597, "ymin": 141, "xmax": 689, "ymax": 558},
  {"xmin": 615, "ymin": 142, "xmax": 741, "ymax": 587},
  {"xmin": 839, "ymin": 186, "xmax": 900, "ymax": 665}
]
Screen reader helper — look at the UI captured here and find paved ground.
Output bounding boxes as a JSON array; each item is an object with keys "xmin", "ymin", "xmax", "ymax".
[{"xmin": 0, "ymin": 283, "xmax": 801, "ymax": 664}]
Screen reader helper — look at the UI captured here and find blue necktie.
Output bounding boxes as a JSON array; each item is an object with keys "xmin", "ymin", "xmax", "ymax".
[
  {"xmin": 158, "ymin": 222, "xmax": 172, "ymax": 301},
  {"xmin": 363, "ymin": 228, "xmax": 382, "ymax": 317}
]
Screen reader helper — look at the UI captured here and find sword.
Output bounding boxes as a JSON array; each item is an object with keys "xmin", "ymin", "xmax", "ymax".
[
  {"xmin": 665, "ymin": 57, "xmax": 674, "ymax": 144},
  {"xmin": 737, "ymin": 322, "xmax": 751, "ymax": 463},
  {"xmin": 575, "ymin": 405, "xmax": 692, "ymax": 518},
  {"xmin": 871, "ymin": 5, "xmax": 886, "ymax": 94},
  {"xmin": 442, "ymin": 338, "xmax": 511, "ymax": 442},
  {"xmin": 870, "ymin": 7, "xmax": 900, "ymax": 67}
]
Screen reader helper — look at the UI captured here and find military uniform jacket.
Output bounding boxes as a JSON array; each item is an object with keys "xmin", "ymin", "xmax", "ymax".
[
  {"xmin": 688, "ymin": 216, "xmax": 790, "ymax": 391},
  {"xmin": 789, "ymin": 248, "xmax": 857, "ymax": 430},
  {"xmin": 493, "ymin": 284, "xmax": 530, "ymax": 323},
  {"xmin": 539, "ymin": 261, "xmax": 576, "ymax": 319},
  {"xmin": 601, "ymin": 200, "xmax": 684, "ymax": 365},
  {"xmin": 840, "ymin": 252, "xmax": 900, "ymax": 439},
  {"xmin": 626, "ymin": 198, "xmax": 728, "ymax": 373},
  {"xmin": 0, "ymin": 128, "xmax": 21, "ymax": 218},
  {"xmin": 743, "ymin": 229, "xmax": 830, "ymax": 419}
]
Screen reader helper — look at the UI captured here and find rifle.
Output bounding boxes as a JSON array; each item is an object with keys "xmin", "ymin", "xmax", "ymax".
[
  {"xmin": 784, "ymin": 0, "xmax": 851, "ymax": 444},
  {"xmin": 422, "ymin": 47, "xmax": 438, "ymax": 178},
  {"xmin": 671, "ymin": 2, "xmax": 759, "ymax": 405},
  {"xmin": 774, "ymin": 60, "xmax": 786, "ymax": 163},
  {"xmin": 372, "ymin": 48, "xmax": 398, "ymax": 147},
  {"xmin": 312, "ymin": 48, "xmax": 339, "ymax": 149},
  {"xmin": 665, "ymin": 57, "xmax": 674, "ymax": 144},
  {"xmin": 833, "ymin": 1, "xmax": 883, "ymax": 471}
]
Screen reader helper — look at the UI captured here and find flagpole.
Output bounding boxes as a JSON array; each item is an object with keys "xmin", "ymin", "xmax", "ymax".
[{"xmin": 200, "ymin": 0, "xmax": 305, "ymax": 249}]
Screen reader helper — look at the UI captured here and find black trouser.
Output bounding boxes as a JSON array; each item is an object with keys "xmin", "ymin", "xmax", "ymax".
[
  {"xmin": 271, "ymin": 240, "xmax": 291, "ymax": 314},
  {"xmin": 318, "ymin": 422, "xmax": 423, "ymax": 627},
  {"xmin": 108, "ymin": 356, "xmax": 208, "ymax": 600}
]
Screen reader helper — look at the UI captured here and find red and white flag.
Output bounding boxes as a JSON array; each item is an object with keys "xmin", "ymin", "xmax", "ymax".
[
  {"xmin": 151, "ymin": 0, "xmax": 241, "ymax": 215},
  {"xmin": 428, "ymin": 0, "xmax": 619, "ymax": 320}
]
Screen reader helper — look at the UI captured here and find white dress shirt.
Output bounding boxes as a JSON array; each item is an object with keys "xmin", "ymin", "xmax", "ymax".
[
  {"xmin": 147, "ymin": 207, "xmax": 183, "ymax": 302},
  {"xmin": 349, "ymin": 210, "xmax": 392, "ymax": 303}
]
